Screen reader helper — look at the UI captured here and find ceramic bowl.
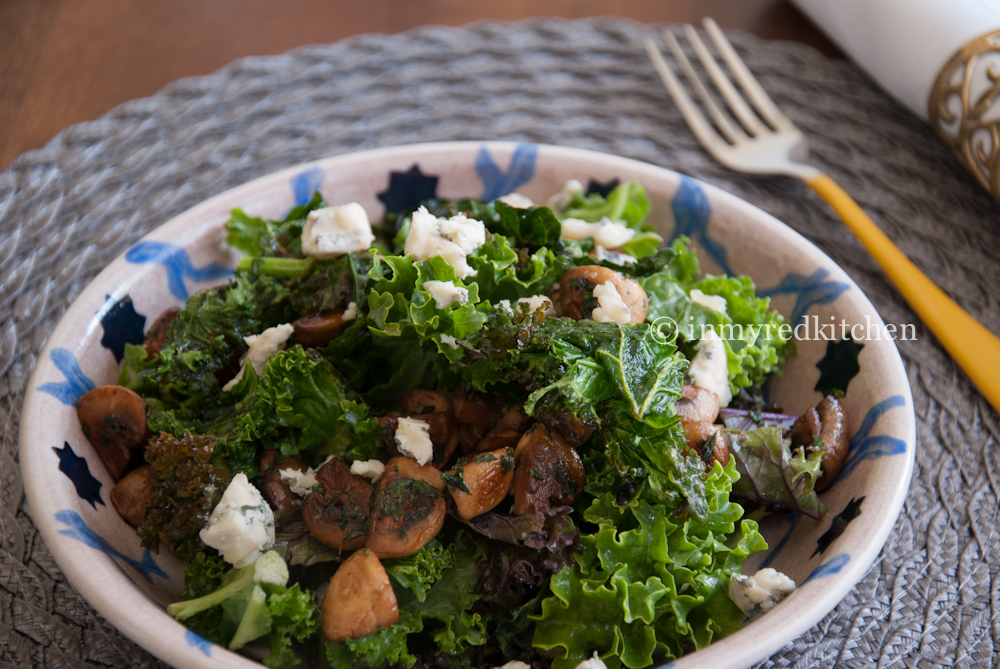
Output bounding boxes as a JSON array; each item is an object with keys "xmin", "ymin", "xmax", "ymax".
[{"xmin": 20, "ymin": 141, "xmax": 915, "ymax": 669}]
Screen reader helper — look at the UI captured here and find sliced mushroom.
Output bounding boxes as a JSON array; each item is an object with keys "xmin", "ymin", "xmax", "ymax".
[
  {"xmin": 815, "ymin": 396, "xmax": 850, "ymax": 491},
  {"xmin": 401, "ymin": 389, "xmax": 451, "ymax": 414},
  {"xmin": 446, "ymin": 447, "xmax": 516, "ymax": 520},
  {"xmin": 475, "ymin": 406, "xmax": 533, "ymax": 453},
  {"xmin": 320, "ymin": 548, "xmax": 399, "ymax": 642},
  {"xmin": 533, "ymin": 400, "xmax": 595, "ymax": 447},
  {"xmin": 259, "ymin": 450, "xmax": 309, "ymax": 511},
  {"xmin": 302, "ymin": 458, "xmax": 373, "ymax": 551},
  {"xmin": 677, "ymin": 385, "xmax": 727, "ymax": 469},
  {"xmin": 143, "ymin": 307, "xmax": 179, "ymax": 358},
  {"xmin": 452, "ymin": 390, "xmax": 504, "ymax": 452},
  {"xmin": 77, "ymin": 386, "xmax": 148, "ymax": 481},
  {"xmin": 384, "ymin": 456, "xmax": 446, "ymax": 492},
  {"xmin": 682, "ymin": 421, "xmax": 730, "ymax": 469},
  {"xmin": 293, "ymin": 311, "xmax": 348, "ymax": 348},
  {"xmin": 676, "ymin": 385, "xmax": 721, "ymax": 424},
  {"xmin": 512, "ymin": 424, "xmax": 586, "ymax": 516},
  {"xmin": 111, "ymin": 464, "xmax": 152, "ymax": 527},
  {"xmin": 367, "ymin": 472, "xmax": 446, "ymax": 558},
  {"xmin": 557, "ymin": 265, "xmax": 648, "ymax": 324},
  {"xmin": 790, "ymin": 407, "xmax": 821, "ymax": 448}
]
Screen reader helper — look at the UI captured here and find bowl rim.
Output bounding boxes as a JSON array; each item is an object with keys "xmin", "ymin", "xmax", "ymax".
[{"xmin": 19, "ymin": 140, "xmax": 916, "ymax": 669}]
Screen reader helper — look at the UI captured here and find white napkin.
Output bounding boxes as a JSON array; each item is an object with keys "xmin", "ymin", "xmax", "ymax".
[{"xmin": 791, "ymin": 0, "xmax": 1000, "ymax": 119}]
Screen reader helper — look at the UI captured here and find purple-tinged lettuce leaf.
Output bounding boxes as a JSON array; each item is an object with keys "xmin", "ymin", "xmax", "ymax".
[
  {"xmin": 270, "ymin": 508, "xmax": 339, "ymax": 567},
  {"xmin": 464, "ymin": 505, "xmax": 581, "ymax": 558},
  {"xmin": 724, "ymin": 427, "xmax": 826, "ymax": 519}
]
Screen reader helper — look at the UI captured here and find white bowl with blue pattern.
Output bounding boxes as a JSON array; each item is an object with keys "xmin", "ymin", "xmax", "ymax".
[{"xmin": 19, "ymin": 142, "xmax": 915, "ymax": 669}]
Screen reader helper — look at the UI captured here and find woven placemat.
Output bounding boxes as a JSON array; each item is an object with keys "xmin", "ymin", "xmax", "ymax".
[{"xmin": 2, "ymin": 18, "xmax": 999, "ymax": 669}]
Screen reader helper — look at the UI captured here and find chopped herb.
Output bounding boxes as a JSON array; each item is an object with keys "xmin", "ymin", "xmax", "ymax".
[
  {"xmin": 529, "ymin": 469, "xmax": 545, "ymax": 481},
  {"xmin": 441, "ymin": 467, "xmax": 471, "ymax": 495},
  {"xmin": 378, "ymin": 476, "xmax": 443, "ymax": 520},
  {"xmin": 500, "ymin": 448, "xmax": 515, "ymax": 474},
  {"xmin": 474, "ymin": 453, "xmax": 498, "ymax": 463}
]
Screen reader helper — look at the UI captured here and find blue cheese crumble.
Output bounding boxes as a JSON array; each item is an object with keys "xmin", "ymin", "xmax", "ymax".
[{"xmin": 199, "ymin": 473, "xmax": 275, "ymax": 568}]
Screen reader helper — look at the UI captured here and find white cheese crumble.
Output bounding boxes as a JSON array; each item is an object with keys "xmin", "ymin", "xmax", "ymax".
[
  {"xmin": 592, "ymin": 281, "xmax": 631, "ymax": 324},
  {"xmin": 594, "ymin": 244, "xmax": 636, "ymax": 266},
  {"xmin": 404, "ymin": 206, "xmax": 486, "ymax": 278},
  {"xmin": 493, "ymin": 662, "xmax": 531, "ymax": 669},
  {"xmin": 560, "ymin": 217, "xmax": 635, "ymax": 249},
  {"xmin": 497, "ymin": 193, "xmax": 535, "ymax": 208},
  {"xmin": 689, "ymin": 289, "xmax": 728, "ymax": 317},
  {"xmin": 350, "ymin": 459, "xmax": 385, "ymax": 482},
  {"xmin": 496, "ymin": 299, "xmax": 513, "ymax": 314},
  {"xmin": 546, "ymin": 178, "xmax": 584, "ymax": 213},
  {"xmin": 516, "ymin": 295, "xmax": 556, "ymax": 317},
  {"xmin": 729, "ymin": 568, "xmax": 796, "ymax": 614},
  {"xmin": 422, "ymin": 280, "xmax": 470, "ymax": 309},
  {"xmin": 301, "ymin": 203, "xmax": 375, "ymax": 259},
  {"xmin": 688, "ymin": 329, "xmax": 732, "ymax": 407},
  {"xmin": 222, "ymin": 323, "xmax": 294, "ymax": 392},
  {"xmin": 199, "ymin": 473, "xmax": 275, "ymax": 568},
  {"xmin": 394, "ymin": 417, "xmax": 434, "ymax": 465},
  {"xmin": 574, "ymin": 652, "xmax": 608, "ymax": 669},
  {"xmin": 278, "ymin": 467, "xmax": 319, "ymax": 497},
  {"xmin": 342, "ymin": 301, "xmax": 357, "ymax": 321},
  {"xmin": 439, "ymin": 334, "xmax": 460, "ymax": 349}
]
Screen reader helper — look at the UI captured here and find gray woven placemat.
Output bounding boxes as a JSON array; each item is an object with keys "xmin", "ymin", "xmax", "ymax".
[{"xmin": 2, "ymin": 18, "xmax": 999, "ymax": 669}]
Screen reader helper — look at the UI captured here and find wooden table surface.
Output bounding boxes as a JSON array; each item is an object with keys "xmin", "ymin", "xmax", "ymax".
[{"xmin": 0, "ymin": 0, "xmax": 838, "ymax": 170}]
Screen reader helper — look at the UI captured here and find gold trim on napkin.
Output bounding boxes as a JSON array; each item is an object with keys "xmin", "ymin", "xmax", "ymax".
[{"xmin": 930, "ymin": 30, "xmax": 1000, "ymax": 199}]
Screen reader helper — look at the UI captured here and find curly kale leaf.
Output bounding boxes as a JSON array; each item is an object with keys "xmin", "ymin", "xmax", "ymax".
[
  {"xmin": 639, "ymin": 237, "xmax": 791, "ymax": 394},
  {"xmin": 532, "ymin": 462, "xmax": 767, "ymax": 669},
  {"xmin": 229, "ymin": 346, "xmax": 381, "ymax": 463},
  {"xmin": 326, "ymin": 534, "xmax": 488, "ymax": 668},
  {"xmin": 225, "ymin": 192, "xmax": 325, "ymax": 258},
  {"xmin": 138, "ymin": 433, "xmax": 229, "ymax": 556},
  {"xmin": 384, "ymin": 540, "xmax": 455, "ymax": 603},
  {"xmin": 563, "ymin": 180, "xmax": 653, "ymax": 231}
]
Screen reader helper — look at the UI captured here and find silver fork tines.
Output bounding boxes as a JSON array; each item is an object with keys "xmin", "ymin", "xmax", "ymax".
[{"xmin": 644, "ymin": 18, "xmax": 818, "ymax": 180}]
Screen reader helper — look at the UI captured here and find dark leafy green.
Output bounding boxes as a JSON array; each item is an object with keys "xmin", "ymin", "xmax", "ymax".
[{"xmin": 724, "ymin": 427, "xmax": 826, "ymax": 519}]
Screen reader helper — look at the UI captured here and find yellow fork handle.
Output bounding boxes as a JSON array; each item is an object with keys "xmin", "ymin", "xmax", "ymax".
[{"xmin": 807, "ymin": 173, "xmax": 1000, "ymax": 414}]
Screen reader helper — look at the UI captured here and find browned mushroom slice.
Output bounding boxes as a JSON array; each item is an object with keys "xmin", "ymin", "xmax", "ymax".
[
  {"xmin": 512, "ymin": 424, "xmax": 586, "ymax": 516},
  {"xmin": 682, "ymin": 421, "xmax": 730, "ymax": 469},
  {"xmin": 676, "ymin": 385, "xmax": 721, "ymax": 424},
  {"xmin": 384, "ymin": 456, "xmax": 446, "ymax": 492},
  {"xmin": 259, "ymin": 450, "xmax": 309, "ymax": 511},
  {"xmin": 401, "ymin": 389, "xmax": 451, "ymax": 414},
  {"xmin": 367, "ymin": 472, "xmax": 446, "ymax": 558},
  {"xmin": 143, "ymin": 307, "xmax": 179, "ymax": 358},
  {"xmin": 320, "ymin": 548, "xmax": 399, "ymax": 642},
  {"xmin": 293, "ymin": 311, "xmax": 348, "ymax": 348},
  {"xmin": 453, "ymin": 390, "xmax": 504, "ymax": 452},
  {"xmin": 302, "ymin": 458, "xmax": 373, "ymax": 551},
  {"xmin": 790, "ymin": 407, "xmax": 821, "ymax": 448},
  {"xmin": 475, "ymin": 406, "xmax": 533, "ymax": 453},
  {"xmin": 111, "ymin": 464, "xmax": 152, "ymax": 527},
  {"xmin": 533, "ymin": 402, "xmax": 595, "ymax": 447},
  {"xmin": 814, "ymin": 396, "xmax": 850, "ymax": 491},
  {"xmin": 77, "ymin": 386, "xmax": 148, "ymax": 481},
  {"xmin": 445, "ymin": 448, "xmax": 517, "ymax": 520},
  {"xmin": 558, "ymin": 265, "xmax": 648, "ymax": 324}
]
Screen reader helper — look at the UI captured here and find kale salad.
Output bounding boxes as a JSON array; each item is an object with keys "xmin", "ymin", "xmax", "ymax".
[{"xmin": 78, "ymin": 178, "xmax": 853, "ymax": 669}]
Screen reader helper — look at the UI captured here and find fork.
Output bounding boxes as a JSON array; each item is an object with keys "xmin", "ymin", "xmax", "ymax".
[{"xmin": 644, "ymin": 19, "xmax": 1000, "ymax": 415}]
